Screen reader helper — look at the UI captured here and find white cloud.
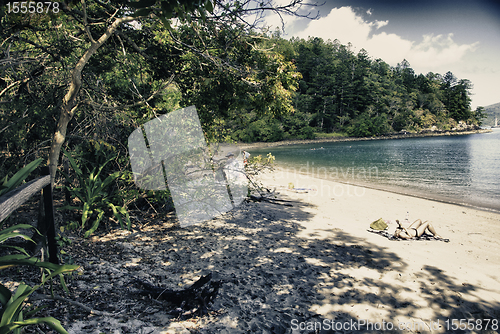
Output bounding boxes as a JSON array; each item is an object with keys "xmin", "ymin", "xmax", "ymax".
[
  {"xmin": 261, "ymin": 5, "xmax": 494, "ymax": 107},
  {"xmin": 374, "ymin": 19, "xmax": 388, "ymax": 29},
  {"xmin": 281, "ymin": 6, "xmax": 478, "ymax": 71},
  {"xmin": 411, "ymin": 34, "xmax": 479, "ymax": 70}
]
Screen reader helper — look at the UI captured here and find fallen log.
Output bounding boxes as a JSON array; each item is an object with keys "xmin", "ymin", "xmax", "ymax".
[{"xmin": 131, "ymin": 273, "xmax": 221, "ymax": 317}]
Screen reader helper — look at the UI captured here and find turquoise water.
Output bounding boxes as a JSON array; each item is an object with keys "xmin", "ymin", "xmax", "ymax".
[{"xmin": 249, "ymin": 129, "xmax": 500, "ymax": 213}]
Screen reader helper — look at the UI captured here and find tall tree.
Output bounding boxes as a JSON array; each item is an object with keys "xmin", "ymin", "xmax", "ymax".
[{"xmin": 1, "ymin": 0, "xmax": 315, "ymax": 183}]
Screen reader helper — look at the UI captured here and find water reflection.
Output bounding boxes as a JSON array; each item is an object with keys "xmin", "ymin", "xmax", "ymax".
[{"xmin": 250, "ymin": 129, "xmax": 500, "ymax": 212}]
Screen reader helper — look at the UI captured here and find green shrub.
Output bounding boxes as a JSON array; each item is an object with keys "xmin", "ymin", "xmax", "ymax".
[
  {"xmin": 60, "ymin": 149, "xmax": 130, "ymax": 238},
  {"xmin": 0, "ymin": 229, "xmax": 78, "ymax": 334}
]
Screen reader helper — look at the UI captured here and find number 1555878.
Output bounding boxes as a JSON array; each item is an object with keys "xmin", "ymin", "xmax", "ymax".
[{"xmin": 6, "ymin": 2, "xmax": 60, "ymax": 14}]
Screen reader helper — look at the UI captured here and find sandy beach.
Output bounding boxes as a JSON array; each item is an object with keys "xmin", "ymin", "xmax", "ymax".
[
  {"xmin": 5, "ymin": 166, "xmax": 499, "ymax": 333},
  {"xmin": 251, "ymin": 167, "xmax": 500, "ymax": 333},
  {"xmin": 56, "ymin": 167, "xmax": 499, "ymax": 333}
]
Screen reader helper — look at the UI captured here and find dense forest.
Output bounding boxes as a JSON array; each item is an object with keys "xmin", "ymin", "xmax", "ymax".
[{"xmin": 229, "ymin": 34, "xmax": 486, "ymax": 142}]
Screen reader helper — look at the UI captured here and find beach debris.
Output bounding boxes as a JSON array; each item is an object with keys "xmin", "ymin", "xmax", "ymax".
[
  {"xmin": 367, "ymin": 229, "xmax": 450, "ymax": 242},
  {"xmin": 131, "ymin": 273, "xmax": 221, "ymax": 317},
  {"xmin": 248, "ymin": 195, "xmax": 295, "ymax": 207}
]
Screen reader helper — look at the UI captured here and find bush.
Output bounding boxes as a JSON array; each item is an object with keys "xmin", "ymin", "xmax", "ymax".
[
  {"xmin": 60, "ymin": 148, "xmax": 130, "ymax": 238},
  {"xmin": 346, "ymin": 114, "xmax": 390, "ymax": 137},
  {"xmin": 232, "ymin": 117, "xmax": 284, "ymax": 142},
  {"xmin": 282, "ymin": 111, "xmax": 315, "ymax": 139}
]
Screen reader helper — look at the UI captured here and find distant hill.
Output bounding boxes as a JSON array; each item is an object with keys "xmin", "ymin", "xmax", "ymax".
[{"xmin": 481, "ymin": 102, "xmax": 500, "ymax": 127}]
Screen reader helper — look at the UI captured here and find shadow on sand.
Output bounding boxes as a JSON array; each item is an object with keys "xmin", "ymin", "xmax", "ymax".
[{"xmin": 62, "ymin": 195, "xmax": 499, "ymax": 334}]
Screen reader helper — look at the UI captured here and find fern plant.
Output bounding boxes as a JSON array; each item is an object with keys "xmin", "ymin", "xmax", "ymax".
[{"xmin": 60, "ymin": 149, "xmax": 130, "ymax": 237}]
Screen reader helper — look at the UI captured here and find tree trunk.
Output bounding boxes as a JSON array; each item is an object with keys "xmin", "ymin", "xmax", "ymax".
[{"xmin": 47, "ymin": 14, "xmax": 140, "ymax": 186}]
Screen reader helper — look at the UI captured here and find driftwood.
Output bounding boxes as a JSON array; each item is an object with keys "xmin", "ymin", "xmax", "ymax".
[
  {"xmin": 131, "ymin": 273, "xmax": 221, "ymax": 317},
  {"xmin": 248, "ymin": 194, "xmax": 294, "ymax": 206},
  {"xmin": 0, "ymin": 176, "xmax": 50, "ymax": 222}
]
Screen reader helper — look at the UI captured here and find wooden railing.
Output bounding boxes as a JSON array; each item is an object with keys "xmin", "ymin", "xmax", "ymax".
[{"xmin": 0, "ymin": 166, "xmax": 58, "ymax": 264}]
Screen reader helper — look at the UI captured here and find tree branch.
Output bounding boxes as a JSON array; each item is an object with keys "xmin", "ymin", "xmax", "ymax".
[
  {"xmin": 0, "ymin": 79, "xmax": 24, "ymax": 98},
  {"xmin": 81, "ymin": 0, "xmax": 97, "ymax": 44},
  {"xmin": 48, "ymin": 8, "xmax": 147, "ymax": 184},
  {"xmin": 31, "ymin": 293, "xmax": 116, "ymax": 316},
  {"xmin": 84, "ymin": 74, "xmax": 176, "ymax": 111}
]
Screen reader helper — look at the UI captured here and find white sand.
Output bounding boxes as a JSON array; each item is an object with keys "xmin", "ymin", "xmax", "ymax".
[
  {"xmin": 53, "ymin": 166, "xmax": 500, "ymax": 334},
  {"xmin": 255, "ymin": 167, "xmax": 500, "ymax": 332}
]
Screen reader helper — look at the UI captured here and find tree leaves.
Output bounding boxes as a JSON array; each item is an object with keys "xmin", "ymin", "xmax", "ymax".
[{"xmin": 291, "ymin": 37, "xmax": 476, "ymax": 135}]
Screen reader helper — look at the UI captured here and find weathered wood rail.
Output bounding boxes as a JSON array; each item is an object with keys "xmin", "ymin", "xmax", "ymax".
[{"xmin": 0, "ymin": 166, "xmax": 58, "ymax": 264}]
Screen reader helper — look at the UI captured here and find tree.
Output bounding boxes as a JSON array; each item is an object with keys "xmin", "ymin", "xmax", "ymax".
[
  {"xmin": 1, "ymin": 0, "xmax": 316, "ymax": 183},
  {"xmin": 440, "ymin": 72, "xmax": 472, "ymax": 121},
  {"xmin": 471, "ymin": 106, "xmax": 487, "ymax": 125}
]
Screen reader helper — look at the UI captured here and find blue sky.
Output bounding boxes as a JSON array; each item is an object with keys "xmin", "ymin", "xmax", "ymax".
[{"xmin": 262, "ymin": 0, "xmax": 500, "ymax": 109}]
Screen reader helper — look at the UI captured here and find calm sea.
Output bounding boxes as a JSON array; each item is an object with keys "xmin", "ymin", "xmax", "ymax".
[{"xmin": 248, "ymin": 129, "xmax": 500, "ymax": 213}]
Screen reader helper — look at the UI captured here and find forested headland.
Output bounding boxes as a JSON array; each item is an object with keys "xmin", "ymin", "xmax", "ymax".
[
  {"xmin": 229, "ymin": 34, "xmax": 487, "ymax": 142},
  {"xmin": 1, "ymin": 2, "xmax": 486, "ymax": 174}
]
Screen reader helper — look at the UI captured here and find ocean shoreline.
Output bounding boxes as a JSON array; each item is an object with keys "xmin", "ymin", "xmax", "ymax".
[
  {"xmin": 270, "ymin": 165, "xmax": 500, "ymax": 215},
  {"xmin": 253, "ymin": 167, "xmax": 500, "ymax": 331},
  {"xmin": 243, "ymin": 128, "xmax": 499, "ymax": 214},
  {"xmin": 239, "ymin": 128, "xmax": 492, "ymax": 150}
]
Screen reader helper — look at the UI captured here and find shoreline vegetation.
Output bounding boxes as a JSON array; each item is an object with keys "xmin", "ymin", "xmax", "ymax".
[{"xmin": 240, "ymin": 128, "xmax": 492, "ymax": 150}]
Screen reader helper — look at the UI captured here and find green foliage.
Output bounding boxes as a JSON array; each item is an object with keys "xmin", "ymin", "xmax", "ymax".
[
  {"xmin": 128, "ymin": 0, "xmax": 214, "ymax": 23},
  {"xmin": 0, "ymin": 243, "xmax": 77, "ymax": 334},
  {"xmin": 281, "ymin": 111, "xmax": 315, "ymax": 140},
  {"xmin": 289, "ymin": 37, "xmax": 475, "ymax": 137},
  {"xmin": 54, "ymin": 235, "xmax": 74, "ymax": 265},
  {"xmin": 1, "ymin": 184, "xmax": 77, "ymax": 334},
  {"xmin": 0, "ymin": 159, "xmax": 43, "ymax": 197},
  {"xmin": 471, "ymin": 106, "xmax": 488, "ymax": 126},
  {"xmin": 230, "ymin": 109, "xmax": 315, "ymax": 143},
  {"xmin": 61, "ymin": 148, "xmax": 130, "ymax": 238},
  {"xmin": 1, "ymin": 0, "xmax": 304, "ymax": 179},
  {"xmin": 232, "ymin": 117, "xmax": 284, "ymax": 143}
]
